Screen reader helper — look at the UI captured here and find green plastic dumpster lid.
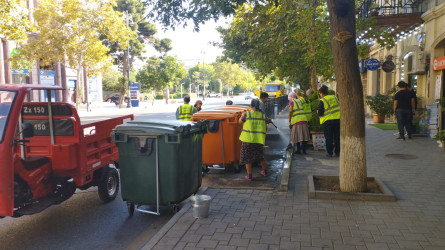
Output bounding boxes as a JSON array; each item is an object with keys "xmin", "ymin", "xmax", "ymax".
[{"xmin": 113, "ymin": 119, "xmax": 206, "ymax": 135}]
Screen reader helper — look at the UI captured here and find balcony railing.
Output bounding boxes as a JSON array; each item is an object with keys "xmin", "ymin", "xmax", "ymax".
[{"xmin": 357, "ymin": 0, "xmax": 426, "ymax": 19}]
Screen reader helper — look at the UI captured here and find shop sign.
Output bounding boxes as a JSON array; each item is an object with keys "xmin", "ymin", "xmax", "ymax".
[
  {"xmin": 129, "ymin": 82, "xmax": 141, "ymax": 90},
  {"xmin": 365, "ymin": 58, "xmax": 380, "ymax": 71},
  {"xmin": 381, "ymin": 60, "xmax": 395, "ymax": 72},
  {"xmin": 433, "ymin": 56, "xmax": 445, "ymax": 71}
]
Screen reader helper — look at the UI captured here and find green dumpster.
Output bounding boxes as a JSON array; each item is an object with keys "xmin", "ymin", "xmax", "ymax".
[{"xmin": 111, "ymin": 120, "xmax": 206, "ymax": 215}]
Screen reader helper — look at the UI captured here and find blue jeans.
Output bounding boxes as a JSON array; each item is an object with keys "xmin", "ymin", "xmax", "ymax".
[
  {"xmin": 323, "ymin": 119, "xmax": 340, "ymax": 156},
  {"xmin": 396, "ymin": 109, "xmax": 412, "ymax": 138}
]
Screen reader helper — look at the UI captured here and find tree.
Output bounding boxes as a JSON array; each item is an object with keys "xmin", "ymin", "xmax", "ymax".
[
  {"xmin": 213, "ymin": 60, "xmax": 253, "ymax": 97},
  {"xmin": 217, "ymin": 0, "xmax": 333, "ymax": 90},
  {"xmin": 0, "ymin": 0, "xmax": 34, "ymax": 42},
  {"xmin": 105, "ymin": 0, "xmax": 173, "ymax": 83},
  {"xmin": 17, "ymin": 0, "xmax": 132, "ymax": 109},
  {"xmin": 102, "ymin": 67, "xmax": 123, "ymax": 92},
  {"xmin": 326, "ymin": 0, "xmax": 366, "ymax": 192},
  {"xmin": 136, "ymin": 55, "xmax": 186, "ymax": 102}
]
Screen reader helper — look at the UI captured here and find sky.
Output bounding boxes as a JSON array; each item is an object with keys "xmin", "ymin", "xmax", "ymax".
[{"xmin": 142, "ymin": 17, "xmax": 231, "ymax": 69}]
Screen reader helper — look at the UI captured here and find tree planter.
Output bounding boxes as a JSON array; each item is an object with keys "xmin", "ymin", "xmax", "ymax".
[
  {"xmin": 373, "ymin": 114, "xmax": 385, "ymax": 123},
  {"xmin": 310, "ymin": 131, "xmax": 326, "ymax": 150},
  {"xmin": 307, "ymin": 175, "xmax": 396, "ymax": 201},
  {"xmin": 437, "ymin": 141, "xmax": 444, "ymax": 148}
]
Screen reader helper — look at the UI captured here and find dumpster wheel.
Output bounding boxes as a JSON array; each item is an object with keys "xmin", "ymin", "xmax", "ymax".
[
  {"xmin": 173, "ymin": 205, "xmax": 180, "ymax": 213},
  {"xmin": 127, "ymin": 202, "xmax": 135, "ymax": 216}
]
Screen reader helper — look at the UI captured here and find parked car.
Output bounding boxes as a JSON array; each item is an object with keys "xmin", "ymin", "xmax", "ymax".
[
  {"xmin": 245, "ymin": 92, "xmax": 255, "ymax": 100},
  {"xmin": 104, "ymin": 93, "xmax": 129, "ymax": 104},
  {"xmin": 206, "ymin": 92, "xmax": 220, "ymax": 98}
]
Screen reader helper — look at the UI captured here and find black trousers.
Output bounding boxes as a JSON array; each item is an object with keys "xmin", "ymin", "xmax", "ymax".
[{"xmin": 323, "ymin": 119, "xmax": 340, "ymax": 156}]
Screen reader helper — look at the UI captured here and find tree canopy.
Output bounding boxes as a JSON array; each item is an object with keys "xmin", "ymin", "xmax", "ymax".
[
  {"xmin": 136, "ymin": 55, "xmax": 187, "ymax": 92},
  {"xmin": 105, "ymin": 0, "xmax": 172, "ymax": 76},
  {"xmin": 218, "ymin": 0, "xmax": 333, "ymax": 90},
  {"xmin": 0, "ymin": 0, "xmax": 34, "ymax": 42}
]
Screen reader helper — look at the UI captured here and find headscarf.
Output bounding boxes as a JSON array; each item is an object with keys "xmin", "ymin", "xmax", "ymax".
[{"xmin": 288, "ymin": 92, "xmax": 296, "ymax": 102}]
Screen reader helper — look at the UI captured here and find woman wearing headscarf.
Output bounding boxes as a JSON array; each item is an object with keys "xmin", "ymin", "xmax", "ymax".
[
  {"xmin": 289, "ymin": 90, "xmax": 310, "ymax": 154},
  {"xmin": 239, "ymin": 98, "xmax": 268, "ymax": 180},
  {"xmin": 194, "ymin": 100, "xmax": 203, "ymax": 112}
]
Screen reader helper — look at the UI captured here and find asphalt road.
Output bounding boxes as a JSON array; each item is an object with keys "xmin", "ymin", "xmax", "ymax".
[{"xmin": 0, "ymin": 99, "xmax": 245, "ymax": 249}]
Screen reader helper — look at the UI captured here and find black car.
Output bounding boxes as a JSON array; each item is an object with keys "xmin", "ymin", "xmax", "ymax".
[{"xmin": 105, "ymin": 93, "xmax": 129, "ymax": 104}]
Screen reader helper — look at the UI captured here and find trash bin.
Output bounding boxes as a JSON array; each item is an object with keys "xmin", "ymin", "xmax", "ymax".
[
  {"xmin": 190, "ymin": 195, "xmax": 211, "ymax": 218},
  {"xmin": 214, "ymin": 105, "xmax": 250, "ymax": 113},
  {"xmin": 111, "ymin": 120, "xmax": 207, "ymax": 215},
  {"xmin": 191, "ymin": 110, "xmax": 243, "ymax": 172}
]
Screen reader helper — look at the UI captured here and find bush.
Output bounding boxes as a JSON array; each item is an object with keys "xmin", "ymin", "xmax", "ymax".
[
  {"xmin": 155, "ymin": 94, "xmax": 164, "ymax": 99},
  {"xmin": 309, "ymin": 98, "xmax": 323, "ymax": 132},
  {"xmin": 365, "ymin": 94, "xmax": 393, "ymax": 116},
  {"xmin": 434, "ymin": 130, "xmax": 445, "ymax": 142}
]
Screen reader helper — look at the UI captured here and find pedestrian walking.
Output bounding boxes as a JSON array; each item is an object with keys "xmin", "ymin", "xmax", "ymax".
[
  {"xmin": 394, "ymin": 81, "xmax": 416, "ymax": 140},
  {"xmin": 317, "ymin": 85, "xmax": 340, "ymax": 157},
  {"xmin": 176, "ymin": 96, "xmax": 197, "ymax": 121},
  {"xmin": 289, "ymin": 90, "xmax": 310, "ymax": 154},
  {"xmin": 194, "ymin": 100, "xmax": 203, "ymax": 112},
  {"xmin": 239, "ymin": 98, "xmax": 268, "ymax": 181}
]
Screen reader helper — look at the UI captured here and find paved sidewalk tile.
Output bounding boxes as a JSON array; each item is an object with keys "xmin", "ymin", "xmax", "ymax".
[{"xmin": 146, "ymin": 119, "xmax": 445, "ymax": 249}]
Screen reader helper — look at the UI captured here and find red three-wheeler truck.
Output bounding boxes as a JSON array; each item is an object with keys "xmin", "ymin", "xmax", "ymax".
[{"xmin": 0, "ymin": 84, "xmax": 133, "ymax": 218}]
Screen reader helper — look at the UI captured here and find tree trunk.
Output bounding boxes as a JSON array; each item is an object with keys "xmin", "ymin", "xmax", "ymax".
[
  {"xmin": 121, "ymin": 50, "xmax": 129, "ymax": 106},
  {"xmin": 326, "ymin": 0, "xmax": 367, "ymax": 192},
  {"xmin": 75, "ymin": 54, "xmax": 83, "ymax": 111},
  {"xmin": 310, "ymin": 66, "xmax": 317, "ymax": 91}
]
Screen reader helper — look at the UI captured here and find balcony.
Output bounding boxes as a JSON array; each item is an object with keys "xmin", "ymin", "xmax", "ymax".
[{"xmin": 357, "ymin": 0, "xmax": 425, "ymax": 33}]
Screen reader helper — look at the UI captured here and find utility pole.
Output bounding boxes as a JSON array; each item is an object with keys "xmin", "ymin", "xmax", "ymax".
[
  {"xmin": 126, "ymin": 10, "xmax": 132, "ymax": 108},
  {"xmin": 201, "ymin": 50, "xmax": 206, "ymax": 101}
]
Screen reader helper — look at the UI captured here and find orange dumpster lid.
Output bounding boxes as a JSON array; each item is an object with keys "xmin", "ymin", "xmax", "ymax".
[
  {"xmin": 192, "ymin": 110, "xmax": 238, "ymax": 121},
  {"xmin": 214, "ymin": 106, "xmax": 250, "ymax": 111}
]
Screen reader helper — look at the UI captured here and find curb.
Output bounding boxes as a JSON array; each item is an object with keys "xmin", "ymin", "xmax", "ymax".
[{"xmin": 278, "ymin": 149, "xmax": 292, "ymax": 192}]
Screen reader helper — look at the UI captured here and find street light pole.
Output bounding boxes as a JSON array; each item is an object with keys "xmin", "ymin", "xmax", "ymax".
[
  {"xmin": 126, "ymin": 10, "xmax": 132, "ymax": 108},
  {"xmin": 201, "ymin": 51, "xmax": 206, "ymax": 101}
]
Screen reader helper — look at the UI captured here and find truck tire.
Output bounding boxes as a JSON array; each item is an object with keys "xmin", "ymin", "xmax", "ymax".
[{"xmin": 98, "ymin": 166, "xmax": 119, "ymax": 203}]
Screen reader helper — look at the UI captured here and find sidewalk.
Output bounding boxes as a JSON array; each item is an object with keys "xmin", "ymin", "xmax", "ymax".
[{"xmin": 143, "ymin": 115, "xmax": 445, "ymax": 249}]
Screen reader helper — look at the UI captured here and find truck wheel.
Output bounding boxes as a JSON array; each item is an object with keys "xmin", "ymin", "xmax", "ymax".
[{"xmin": 98, "ymin": 167, "xmax": 119, "ymax": 203}]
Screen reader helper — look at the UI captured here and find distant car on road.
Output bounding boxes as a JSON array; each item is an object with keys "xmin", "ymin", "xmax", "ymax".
[
  {"xmin": 245, "ymin": 92, "xmax": 255, "ymax": 100},
  {"xmin": 206, "ymin": 92, "xmax": 220, "ymax": 98},
  {"xmin": 104, "ymin": 93, "xmax": 129, "ymax": 104}
]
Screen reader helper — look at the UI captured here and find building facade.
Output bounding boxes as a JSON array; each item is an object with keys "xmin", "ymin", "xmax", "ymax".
[{"xmin": 359, "ymin": 0, "xmax": 445, "ymax": 136}]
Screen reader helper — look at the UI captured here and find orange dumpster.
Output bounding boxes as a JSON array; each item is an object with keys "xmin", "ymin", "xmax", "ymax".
[
  {"xmin": 214, "ymin": 105, "xmax": 251, "ymax": 113},
  {"xmin": 191, "ymin": 110, "xmax": 243, "ymax": 172}
]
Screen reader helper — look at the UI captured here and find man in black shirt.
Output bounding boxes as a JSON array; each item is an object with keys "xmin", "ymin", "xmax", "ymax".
[{"xmin": 393, "ymin": 81, "xmax": 416, "ymax": 140}]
